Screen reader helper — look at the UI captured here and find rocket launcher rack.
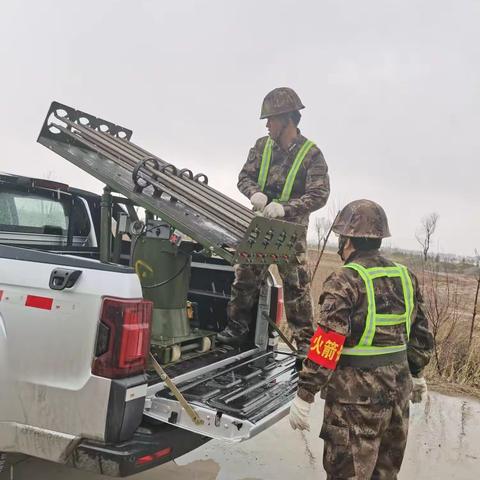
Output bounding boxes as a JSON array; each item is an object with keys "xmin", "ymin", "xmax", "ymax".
[{"xmin": 37, "ymin": 102, "xmax": 305, "ymax": 265}]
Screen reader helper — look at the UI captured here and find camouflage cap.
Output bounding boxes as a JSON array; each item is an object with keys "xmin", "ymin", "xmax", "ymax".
[
  {"xmin": 260, "ymin": 87, "xmax": 305, "ymax": 119},
  {"xmin": 332, "ymin": 199, "xmax": 391, "ymax": 238}
]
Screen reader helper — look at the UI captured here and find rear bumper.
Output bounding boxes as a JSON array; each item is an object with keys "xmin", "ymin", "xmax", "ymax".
[{"xmin": 68, "ymin": 419, "xmax": 210, "ymax": 477}]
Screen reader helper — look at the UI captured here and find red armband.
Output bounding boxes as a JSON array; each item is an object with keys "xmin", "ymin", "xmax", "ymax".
[{"xmin": 307, "ymin": 327, "xmax": 346, "ymax": 370}]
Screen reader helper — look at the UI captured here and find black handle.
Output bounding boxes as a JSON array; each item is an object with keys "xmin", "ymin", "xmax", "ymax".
[{"xmin": 49, "ymin": 268, "xmax": 82, "ymax": 291}]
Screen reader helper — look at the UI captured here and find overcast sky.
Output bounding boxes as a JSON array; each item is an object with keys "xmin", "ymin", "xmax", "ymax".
[{"xmin": 1, "ymin": 1, "xmax": 478, "ymax": 256}]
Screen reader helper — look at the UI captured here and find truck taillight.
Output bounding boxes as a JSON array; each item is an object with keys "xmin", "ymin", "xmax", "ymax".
[
  {"xmin": 92, "ymin": 297, "xmax": 153, "ymax": 379},
  {"xmin": 270, "ymin": 285, "xmax": 284, "ymax": 326},
  {"xmin": 136, "ymin": 447, "xmax": 172, "ymax": 466}
]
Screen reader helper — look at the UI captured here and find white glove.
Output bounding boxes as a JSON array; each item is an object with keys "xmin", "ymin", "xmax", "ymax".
[
  {"xmin": 263, "ymin": 201, "xmax": 285, "ymax": 219},
  {"xmin": 289, "ymin": 396, "xmax": 311, "ymax": 431},
  {"xmin": 250, "ymin": 192, "xmax": 268, "ymax": 211},
  {"xmin": 411, "ymin": 376, "xmax": 427, "ymax": 403}
]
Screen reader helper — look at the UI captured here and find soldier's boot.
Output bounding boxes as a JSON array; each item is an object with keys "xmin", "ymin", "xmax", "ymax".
[
  {"xmin": 217, "ymin": 295, "xmax": 253, "ymax": 346},
  {"xmin": 216, "ymin": 326, "xmax": 249, "ymax": 346}
]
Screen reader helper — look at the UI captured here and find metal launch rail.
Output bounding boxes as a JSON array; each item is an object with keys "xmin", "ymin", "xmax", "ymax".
[{"xmin": 37, "ymin": 101, "xmax": 305, "ymax": 265}]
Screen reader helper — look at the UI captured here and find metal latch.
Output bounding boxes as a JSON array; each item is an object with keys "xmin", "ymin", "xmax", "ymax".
[{"xmin": 49, "ymin": 268, "xmax": 82, "ymax": 290}]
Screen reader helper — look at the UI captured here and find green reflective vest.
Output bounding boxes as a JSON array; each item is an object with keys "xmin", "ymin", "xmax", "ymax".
[
  {"xmin": 257, "ymin": 138, "xmax": 315, "ymax": 203},
  {"xmin": 341, "ymin": 262, "xmax": 414, "ymax": 357}
]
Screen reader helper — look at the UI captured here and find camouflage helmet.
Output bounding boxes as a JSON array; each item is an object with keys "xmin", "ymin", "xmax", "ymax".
[
  {"xmin": 260, "ymin": 87, "xmax": 305, "ymax": 119},
  {"xmin": 332, "ymin": 199, "xmax": 391, "ymax": 239}
]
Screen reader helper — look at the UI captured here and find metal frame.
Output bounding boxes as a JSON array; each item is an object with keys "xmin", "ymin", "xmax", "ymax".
[{"xmin": 37, "ymin": 101, "xmax": 305, "ymax": 265}]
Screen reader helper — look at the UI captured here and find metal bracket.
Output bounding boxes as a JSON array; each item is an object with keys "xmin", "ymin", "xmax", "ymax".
[
  {"xmin": 149, "ymin": 353, "xmax": 204, "ymax": 426},
  {"xmin": 132, "ymin": 157, "xmax": 160, "ymax": 192},
  {"xmin": 262, "ymin": 312, "xmax": 298, "ymax": 354},
  {"xmin": 234, "ymin": 216, "xmax": 306, "ymax": 265},
  {"xmin": 37, "ymin": 101, "xmax": 305, "ymax": 266}
]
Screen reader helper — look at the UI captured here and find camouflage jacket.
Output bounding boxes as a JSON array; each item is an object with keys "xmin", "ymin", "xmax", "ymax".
[
  {"xmin": 237, "ymin": 133, "xmax": 330, "ymax": 226},
  {"xmin": 298, "ymin": 250, "xmax": 434, "ymax": 404}
]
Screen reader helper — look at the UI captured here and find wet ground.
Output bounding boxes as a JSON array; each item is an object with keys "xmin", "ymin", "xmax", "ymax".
[{"xmin": 2, "ymin": 391, "xmax": 479, "ymax": 479}]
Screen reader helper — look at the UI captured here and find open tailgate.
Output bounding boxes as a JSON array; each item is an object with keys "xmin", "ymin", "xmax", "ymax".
[{"xmin": 143, "ymin": 350, "xmax": 297, "ymax": 442}]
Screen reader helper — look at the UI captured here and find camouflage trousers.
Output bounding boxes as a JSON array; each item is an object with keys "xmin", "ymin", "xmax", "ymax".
[
  {"xmin": 226, "ymin": 253, "xmax": 314, "ymax": 352},
  {"xmin": 320, "ymin": 396, "xmax": 410, "ymax": 480}
]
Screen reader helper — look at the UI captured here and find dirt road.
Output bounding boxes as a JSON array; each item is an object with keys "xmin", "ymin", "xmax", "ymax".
[{"xmin": 2, "ymin": 391, "xmax": 479, "ymax": 480}]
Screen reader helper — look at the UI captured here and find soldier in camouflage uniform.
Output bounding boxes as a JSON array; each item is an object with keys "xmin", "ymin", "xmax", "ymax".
[
  {"xmin": 217, "ymin": 87, "xmax": 330, "ymax": 352},
  {"xmin": 289, "ymin": 199, "xmax": 433, "ymax": 480}
]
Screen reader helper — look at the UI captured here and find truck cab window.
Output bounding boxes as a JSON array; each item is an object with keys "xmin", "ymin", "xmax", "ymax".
[
  {"xmin": 14, "ymin": 194, "xmax": 68, "ymax": 232},
  {"xmin": 0, "ymin": 190, "xmax": 90, "ymax": 244},
  {"xmin": 0, "ymin": 191, "xmax": 67, "ymax": 233}
]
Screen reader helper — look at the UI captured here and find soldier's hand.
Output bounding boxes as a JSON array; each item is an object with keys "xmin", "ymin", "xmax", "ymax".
[
  {"xmin": 250, "ymin": 192, "xmax": 268, "ymax": 211},
  {"xmin": 410, "ymin": 376, "xmax": 427, "ymax": 403},
  {"xmin": 263, "ymin": 201, "xmax": 285, "ymax": 219},
  {"xmin": 289, "ymin": 396, "xmax": 311, "ymax": 431}
]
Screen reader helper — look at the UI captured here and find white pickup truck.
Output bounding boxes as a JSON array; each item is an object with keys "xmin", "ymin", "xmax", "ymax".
[{"xmin": 0, "ymin": 173, "xmax": 296, "ymax": 476}]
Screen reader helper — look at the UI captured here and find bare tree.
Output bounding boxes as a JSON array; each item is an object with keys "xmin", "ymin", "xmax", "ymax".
[
  {"xmin": 415, "ymin": 212, "xmax": 439, "ymax": 261},
  {"xmin": 423, "ymin": 263, "xmax": 462, "ymax": 376},
  {"xmin": 314, "ymin": 216, "xmax": 331, "ymax": 253},
  {"xmin": 468, "ymin": 249, "xmax": 480, "ymax": 350},
  {"xmin": 310, "ymin": 199, "xmax": 342, "ymax": 275}
]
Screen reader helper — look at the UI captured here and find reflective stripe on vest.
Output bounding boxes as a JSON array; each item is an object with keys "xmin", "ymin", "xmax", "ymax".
[
  {"xmin": 258, "ymin": 138, "xmax": 315, "ymax": 203},
  {"xmin": 341, "ymin": 262, "xmax": 414, "ymax": 356}
]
